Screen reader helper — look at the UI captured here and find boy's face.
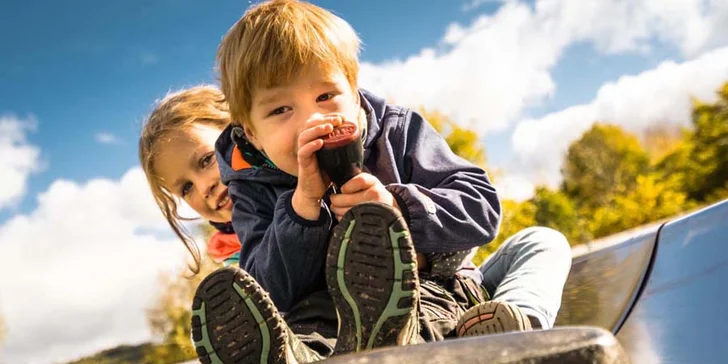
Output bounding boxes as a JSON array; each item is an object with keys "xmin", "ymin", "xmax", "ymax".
[
  {"xmin": 154, "ymin": 124, "xmax": 233, "ymax": 223},
  {"xmin": 245, "ymin": 65, "xmax": 360, "ymax": 177}
]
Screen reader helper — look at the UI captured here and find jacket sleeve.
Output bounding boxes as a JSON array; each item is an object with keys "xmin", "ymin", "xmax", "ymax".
[
  {"xmin": 227, "ymin": 180, "xmax": 332, "ymax": 312},
  {"xmin": 385, "ymin": 109, "xmax": 501, "ymax": 253}
]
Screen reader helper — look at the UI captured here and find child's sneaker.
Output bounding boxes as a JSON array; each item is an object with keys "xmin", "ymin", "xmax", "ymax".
[
  {"xmin": 455, "ymin": 300, "xmax": 532, "ymax": 337},
  {"xmin": 191, "ymin": 266, "xmax": 322, "ymax": 364},
  {"xmin": 326, "ymin": 202, "xmax": 420, "ymax": 354}
]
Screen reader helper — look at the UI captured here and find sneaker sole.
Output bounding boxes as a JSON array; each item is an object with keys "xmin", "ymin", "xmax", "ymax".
[
  {"xmin": 191, "ymin": 267, "xmax": 288, "ymax": 364},
  {"xmin": 326, "ymin": 202, "xmax": 419, "ymax": 354},
  {"xmin": 456, "ymin": 301, "xmax": 531, "ymax": 337}
]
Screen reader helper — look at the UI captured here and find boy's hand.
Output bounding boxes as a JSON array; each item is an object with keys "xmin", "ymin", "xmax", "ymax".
[
  {"xmin": 333, "ymin": 174, "xmax": 427, "ymax": 270},
  {"xmin": 292, "ymin": 115, "xmax": 342, "ymax": 220},
  {"xmin": 330, "ymin": 173, "xmax": 399, "ymax": 220}
]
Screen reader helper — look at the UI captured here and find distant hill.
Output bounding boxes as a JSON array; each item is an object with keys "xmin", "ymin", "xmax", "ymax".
[
  {"xmin": 63, "ymin": 343, "xmax": 152, "ymax": 364},
  {"xmin": 63, "ymin": 343, "xmax": 194, "ymax": 364}
]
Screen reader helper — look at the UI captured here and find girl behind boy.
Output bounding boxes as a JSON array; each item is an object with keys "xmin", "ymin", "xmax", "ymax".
[{"xmin": 139, "ymin": 85, "xmax": 240, "ymax": 269}]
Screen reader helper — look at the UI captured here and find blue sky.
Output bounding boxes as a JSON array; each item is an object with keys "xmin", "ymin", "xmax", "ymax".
[
  {"xmin": 0, "ymin": 0, "xmax": 681, "ymax": 219},
  {"xmin": 2, "ymin": 0, "xmax": 728, "ymax": 363}
]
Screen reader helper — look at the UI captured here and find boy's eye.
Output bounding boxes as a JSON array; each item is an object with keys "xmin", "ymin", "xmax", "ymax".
[
  {"xmin": 317, "ymin": 93, "xmax": 334, "ymax": 102},
  {"xmin": 269, "ymin": 106, "xmax": 290, "ymax": 116},
  {"xmin": 181, "ymin": 182, "xmax": 193, "ymax": 197},
  {"xmin": 200, "ymin": 152, "xmax": 215, "ymax": 168}
]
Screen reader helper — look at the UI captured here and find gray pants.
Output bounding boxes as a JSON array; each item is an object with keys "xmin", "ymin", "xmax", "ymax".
[{"xmin": 467, "ymin": 226, "xmax": 573, "ymax": 329}]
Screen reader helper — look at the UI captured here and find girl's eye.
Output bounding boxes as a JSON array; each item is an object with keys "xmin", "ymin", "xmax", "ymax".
[
  {"xmin": 181, "ymin": 182, "xmax": 193, "ymax": 197},
  {"xmin": 317, "ymin": 93, "xmax": 334, "ymax": 102},
  {"xmin": 269, "ymin": 106, "xmax": 290, "ymax": 116},
  {"xmin": 200, "ymin": 153, "xmax": 215, "ymax": 168}
]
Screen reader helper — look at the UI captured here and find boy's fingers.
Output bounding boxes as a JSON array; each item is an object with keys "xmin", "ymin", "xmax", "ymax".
[
  {"xmin": 298, "ymin": 123, "xmax": 333, "ymax": 147},
  {"xmin": 298, "ymin": 115, "xmax": 345, "ymax": 151},
  {"xmin": 340, "ymin": 173, "xmax": 376, "ymax": 194},
  {"xmin": 330, "ymin": 190, "xmax": 367, "ymax": 208},
  {"xmin": 304, "ymin": 114, "xmax": 343, "ymax": 130},
  {"xmin": 318, "ymin": 114, "xmax": 343, "ymax": 127},
  {"xmin": 329, "ymin": 194, "xmax": 349, "ymax": 208},
  {"xmin": 297, "ymin": 139, "xmax": 324, "ymax": 161}
]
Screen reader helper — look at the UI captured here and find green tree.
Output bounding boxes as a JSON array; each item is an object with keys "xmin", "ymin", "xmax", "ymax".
[
  {"xmin": 588, "ymin": 174, "xmax": 689, "ymax": 238},
  {"xmin": 531, "ymin": 187, "xmax": 588, "ymax": 245},
  {"xmin": 706, "ymin": 182, "xmax": 728, "ymax": 203},
  {"xmin": 655, "ymin": 83, "xmax": 728, "ymax": 204},
  {"xmin": 653, "ymin": 139, "xmax": 691, "ymax": 194},
  {"xmin": 473, "ymin": 199, "xmax": 537, "ymax": 265},
  {"xmin": 641, "ymin": 123, "xmax": 686, "ymax": 165},
  {"xmin": 561, "ymin": 123, "xmax": 650, "ymax": 212},
  {"xmin": 684, "ymin": 85, "xmax": 728, "ymax": 202}
]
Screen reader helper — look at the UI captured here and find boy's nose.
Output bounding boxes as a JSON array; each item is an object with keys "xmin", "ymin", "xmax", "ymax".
[{"xmin": 306, "ymin": 112, "xmax": 327, "ymax": 123}]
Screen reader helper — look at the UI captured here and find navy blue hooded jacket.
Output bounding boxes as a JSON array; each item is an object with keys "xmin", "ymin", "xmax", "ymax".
[{"xmin": 215, "ymin": 89, "xmax": 501, "ymax": 312}]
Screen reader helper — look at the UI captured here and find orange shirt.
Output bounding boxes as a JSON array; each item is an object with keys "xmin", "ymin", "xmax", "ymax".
[{"xmin": 207, "ymin": 231, "xmax": 242, "ymax": 265}]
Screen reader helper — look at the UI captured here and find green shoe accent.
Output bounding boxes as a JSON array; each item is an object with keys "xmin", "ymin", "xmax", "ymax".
[
  {"xmin": 336, "ymin": 219, "xmax": 363, "ymax": 351},
  {"xmin": 366, "ymin": 227, "xmax": 416, "ymax": 349},
  {"xmin": 464, "ymin": 283, "xmax": 482, "ymax": 307},
  {"xmin": 191, "ymin": 302, "xmax": 224, "ymax": 364},
  {"xmin": 233, "ymin": 283, "xmax": 271, "ymax": 364}
]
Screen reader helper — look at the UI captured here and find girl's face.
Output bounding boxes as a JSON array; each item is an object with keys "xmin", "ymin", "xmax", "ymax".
[{"xmin": 153, "ymin": 124, "xmax": 233, "ymax": 223}]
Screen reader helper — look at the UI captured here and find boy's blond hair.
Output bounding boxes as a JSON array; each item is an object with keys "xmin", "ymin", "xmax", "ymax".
[
  {"xmin": 139, "ymin": 85, "xmax": 230, "ymax": 273},
  {"xmin": 217, "ymin": 0, "xmax": 361, "ymax": 128}
]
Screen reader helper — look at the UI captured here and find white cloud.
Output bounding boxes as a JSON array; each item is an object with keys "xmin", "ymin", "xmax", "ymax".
[
  {"xmin": 0, "ymin": 168, "xmax": 195, "ymax": 364},
  {"xmin": 495, "ymin": 174, "xmax": 536, "ymax": 201},
  {"xmin": 0, "ymin": 115, "xmax": 41, "ymax": 210},
  {"xmin": 359, "ymin": 0, "xmax": 728, "ymax": 135},
  {"xmin": 360, "ymin": 1, "xmax": 558, "ymax": 133},
  {"xmin": 95, "ymin": 132, "xmax": 123, "ymax": 145},
  {"xmin": 511, "ymin": 46, "xmax": 728, "ymax": 188}
]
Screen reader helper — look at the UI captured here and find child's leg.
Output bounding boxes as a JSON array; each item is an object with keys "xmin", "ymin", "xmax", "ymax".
[
  {"xmin": 191, "ymin": 266, "xmax": 325, "ymax": 364},
  {"xmin": 471, "ymin": 226, "xmax": 572, "ymax": 330},
  {"xmin": 417, "ymin": 274, "xmax": 487, "ymax": 341}
]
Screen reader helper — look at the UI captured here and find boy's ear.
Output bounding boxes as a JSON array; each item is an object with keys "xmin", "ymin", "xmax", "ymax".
[{"xmin": 243, "ymin": 124, "xmax": 262, "ymax": 150}]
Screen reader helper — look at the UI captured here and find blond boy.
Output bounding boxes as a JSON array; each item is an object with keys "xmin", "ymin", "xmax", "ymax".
[{"xmin": 190, "ymin": 1, "xmax": 572, "ymax": 363}]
